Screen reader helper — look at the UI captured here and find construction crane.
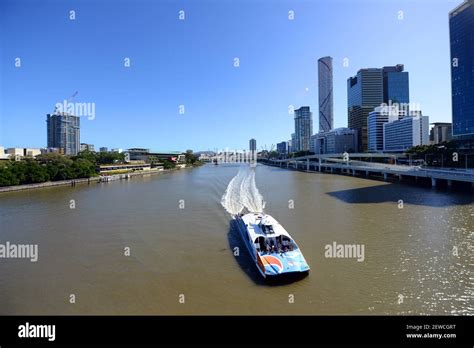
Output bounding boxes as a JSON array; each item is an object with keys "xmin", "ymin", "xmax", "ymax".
[
  {"xmin": 260, "ymin": 144, "xmax": 275, "ymax": 159},
  {"xmin": 51, "ymin": 91, "xmax": 78, "ymax": 115}
]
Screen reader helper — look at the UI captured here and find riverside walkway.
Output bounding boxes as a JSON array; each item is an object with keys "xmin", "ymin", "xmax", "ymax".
[{"xmin": 266, "ymin": 153, "xmax": 474, "ymax": 188}]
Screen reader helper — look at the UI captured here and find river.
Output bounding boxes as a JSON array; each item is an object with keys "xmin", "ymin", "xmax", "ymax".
[{"xmin": 0, "ymin": 164, "xmax": 472, "ymax": 315}]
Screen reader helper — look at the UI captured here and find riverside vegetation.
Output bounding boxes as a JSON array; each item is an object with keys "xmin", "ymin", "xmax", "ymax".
[{"xmin": 0, "ymin": 150, "xmax": 203, "ymax": 187}]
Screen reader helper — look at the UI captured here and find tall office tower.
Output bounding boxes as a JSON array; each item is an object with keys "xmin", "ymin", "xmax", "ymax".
[
  {"xmin": 46, "ymin": 113, "xmax": 80, "ymax": 155},
  {"xmin": 318, "ymin": 56, "xmax": 334, "ymax": 133},
  {"xmin": 383, "ymin": 64, "xmax": 410, "ymax": 106},
  {"xmin": 294, "ymin": 106, "xmax": 313, "ymax": 152},
  {"xmin": 450, "ymin": 0, "xmax": 474, "ymax": 139},
  {"xmin": 348, "ymin": 65, "xmax": 409, "ymax": 152},
  {"xmin": 249, "ymin": 138, "xmax": 257, "ymax": 152},
  {"xmin": 249, "ymin": 138, "xmax": 257, "ymax": 161},
  {"xmin": 348, "ymin": 69, "xmax": 383, "ymax": 152}
]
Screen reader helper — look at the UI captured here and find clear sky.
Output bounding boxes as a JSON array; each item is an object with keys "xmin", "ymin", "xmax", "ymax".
[{"xmin": 0, "ymin": 0, "xmax": 463, "ymax": 152}]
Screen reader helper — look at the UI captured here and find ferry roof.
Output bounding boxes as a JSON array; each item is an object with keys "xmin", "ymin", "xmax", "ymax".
[{"xmin": 241, "ymin": 213, "xmax": 292, "ymax": 242}]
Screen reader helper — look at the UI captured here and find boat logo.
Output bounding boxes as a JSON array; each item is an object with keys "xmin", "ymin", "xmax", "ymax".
[{"xmin": 261, "ymin": 255, "xmax": 283, "ymax": 273}]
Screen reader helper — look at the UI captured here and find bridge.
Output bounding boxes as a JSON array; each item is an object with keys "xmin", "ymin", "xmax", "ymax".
[{"xmin": 265, "ymin": 153, "xmax": 474, "ymax": 188}]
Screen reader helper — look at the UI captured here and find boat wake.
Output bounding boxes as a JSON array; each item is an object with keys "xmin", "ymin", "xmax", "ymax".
[{"xmin": 221, "ymin": 167, "xmax": 265, "ymax": 215}]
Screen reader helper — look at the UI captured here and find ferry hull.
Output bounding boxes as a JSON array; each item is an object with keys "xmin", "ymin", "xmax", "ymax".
[{"xmin": 234, "ymin": 214, "xmax": 310, "ymax": 279}]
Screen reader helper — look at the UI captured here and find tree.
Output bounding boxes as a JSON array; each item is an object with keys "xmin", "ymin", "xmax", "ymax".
[
  {"xmin": 0, "ymin": 164, "xmax": 19, "ymax": 186},
  {"xmin": 162, "ymin": 159, "xmax": 176, "ymax": 170},
  {"xmin": 71, "ymin": 158, "xmax": 96, "ymax": 178},
  {"xmin": 37, "ymin": 153, "xmax": 75, "ymax": 180},
  {"xmin": 74, "ymin": 150, "xmax": 97, "ymax": 164},
  {"xmin": 185, "ymin": 149, "xmax": 203, "ymax": 166},
  {"xmin": 23, "ymin": 159, "xmax": 50, "ymax": 183},
  {"xmin": 0, "ymin": 152, "xmax": 100, "ymax": 187},
  {"xmin": 96, "ymin": 151, "xmax": 125, "ymax": 165}
]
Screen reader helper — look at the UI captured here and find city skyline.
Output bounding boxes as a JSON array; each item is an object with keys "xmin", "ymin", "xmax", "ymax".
[{"xmin": 0, "ymin": 0, "xmax": 464, "ymax": 151}]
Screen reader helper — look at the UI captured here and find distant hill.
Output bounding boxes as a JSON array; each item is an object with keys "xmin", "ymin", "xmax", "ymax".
[{"xmin": 195, "ymin": 151, "xmax": 216, "ymax": 156}]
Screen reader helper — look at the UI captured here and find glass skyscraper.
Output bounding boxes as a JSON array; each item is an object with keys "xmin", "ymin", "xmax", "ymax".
[
  {"xmin": 249, "ymin": 138, "xmax": 256, "ymax": 152},
  {"xmin": 348, "ymin": 65, "xmax": 409, "ymax": 152},
  {"xmin": 347, "ymin": 69, "xmax": 383, "ymax": 152},
  {"xmin": 318, "ymin": 56, "xmax": 334, "ymax": 133},
  {"xmin": 450, "ymin": 0, "xmax": 474, "ymax": 138},
  {"xmin": 46, "ymin": 113, "xmax": 81, "ymax": 155},
  {"xmin": 294, "ymin": 106, "xmax": 313, "ymax": 152},
  {"xmin": 383, "ymin": 65, "xmax": 410, "ymax": 105}
]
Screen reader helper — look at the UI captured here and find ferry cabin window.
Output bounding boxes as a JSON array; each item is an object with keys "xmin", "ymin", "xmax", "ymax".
[{"xmin": 256, "ymin": 237, "xmax": 265, "ymax": 251}]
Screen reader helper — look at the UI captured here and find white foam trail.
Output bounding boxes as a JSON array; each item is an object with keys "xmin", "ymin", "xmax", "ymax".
[
  {"xmin": 221, "ymin": 166, "xmax": 265, "ymax": 215},
  {"xmin": 220, "ymin": 170, "xmax": 245, "ymax": 215}
]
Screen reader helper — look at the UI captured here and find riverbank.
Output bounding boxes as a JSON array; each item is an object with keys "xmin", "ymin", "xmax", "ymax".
[{"xmin": 0, "ymin": 167, "xmax": 189, "ymax": 194}]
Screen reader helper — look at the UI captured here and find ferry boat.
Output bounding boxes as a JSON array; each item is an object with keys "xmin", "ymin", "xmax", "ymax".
[{"xmin": 234, "ymin": 212, "xmax": 310, "ymax": 278}]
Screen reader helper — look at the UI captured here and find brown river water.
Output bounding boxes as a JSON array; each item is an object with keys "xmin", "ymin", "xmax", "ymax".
[{"xmin": 0, "ymin": 164, "xmax": 472, "ymax": 315}]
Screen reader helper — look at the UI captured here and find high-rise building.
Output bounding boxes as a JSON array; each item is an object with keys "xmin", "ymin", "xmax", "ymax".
[
  {"xmin": 318, "ymin": 56, "xmax": 333, "ymax": 133},
  {"xmin": 383, "ymin": 113, "xmax": 429, "ymax": 152},
  {"xmin": 100, "ymin": 147, "xmax": 108, "ymax": 153},
  {"xmin": 294, "ymin": 106, "xmax": 313, "ymax": 152},
  {"xmin": 46, "ymin": 113, "xmax": 80, "ymax": 156},
  {"xmin": 368, "ymin": 106, "xmax": 405, "ymax": 152},
  {"xmin": 383, "ymin": 65, "xmax": 410, "ymax": 105},
  {"xmin": 348, "ymin": 69, "xmax": 383, "ymax": 152},
  {"xmin": 276, "ymin": 141, "xmax": 289, "ymax": 155},
  {"xmin": 430, "ymin": 123, "xmax": 453, "ymax": 144},
  {"xmin": 249, "ymin": 138, "xmax": 257, "ymax": 152},
  {"xmin": 450, "ymin": 0, "xmax": 474, "ymax": 138},
  {"xmin": 348, "ymin": 65, "xmax": 409, "ymax": 152}
]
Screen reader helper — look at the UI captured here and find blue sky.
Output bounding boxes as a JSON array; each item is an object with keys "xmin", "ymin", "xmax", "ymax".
[{"xmin": 0, "ymin": 0, "xmax": 463, "ymax": 152}]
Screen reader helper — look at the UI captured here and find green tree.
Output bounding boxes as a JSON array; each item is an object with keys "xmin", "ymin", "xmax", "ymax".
[
  {"xmin": 23, "ymin": 159, "xmax": 50, "ymax": 183},
  {"xmin": 0, "ymin": 164, "xmax": 19, "ymax": 186},
  {"xmin": 95, "ymin": 151, "xmax": 125, "ymax": 165},
  {"xmin": 185, "ymin": 150, "xmax": 203, "ymax": 166},
  {"xmin": 162, "ymin": 159, "xmax": 176, "ymax": 169},
  {"xmin": 74, "ymin": 150, "xmax": 97, "ymax": 164},
  {"xmin": 71, "ymin": 158, "xmax": 97, "ymax": 178},
  {"xmin": 37, "ymin": 154, "xmax": 75, "ymax": 180}
]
